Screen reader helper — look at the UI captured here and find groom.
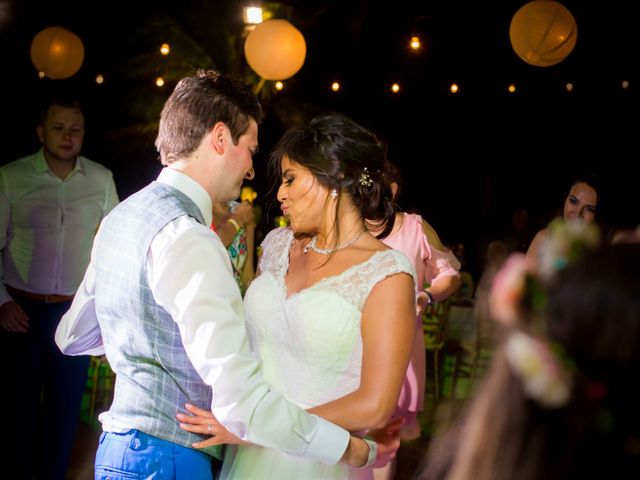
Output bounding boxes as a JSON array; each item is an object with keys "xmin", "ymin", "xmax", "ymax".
[{"xmin": 55, "ymin": 70, "xmax": 375, "ymax": 478}]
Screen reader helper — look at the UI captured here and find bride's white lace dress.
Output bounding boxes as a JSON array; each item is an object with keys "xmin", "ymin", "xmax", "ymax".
[{"xmin": 221, "ymin": 227, "xmax": 416, "ymax": 479}]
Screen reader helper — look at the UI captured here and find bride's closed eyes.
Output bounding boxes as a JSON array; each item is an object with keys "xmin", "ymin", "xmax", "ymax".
[{"xmin": 282, "ymin": 176, "xmax": 294, "ymax": 186}]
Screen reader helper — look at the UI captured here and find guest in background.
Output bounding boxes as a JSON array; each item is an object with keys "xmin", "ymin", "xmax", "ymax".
[
  {"xmin": 611, "ymin": 225, "xmax": 640, "ymax": 244},
  {"xmin": 367, "ymin": 161, "xmax": 461, "ymax": 480},
  {"xmin": 527, "ymin": 174, "xmax": 599, "ymax": 262},
  {"xmin": 0, "ymin": 96, "xmax": 118, "ymax": 479},
  {"xmin": 503, "ymin": 207, "xmax": 534, "ymax": 254},
  {"xmin": 211, "ymin": 198, "xmax": 256, "ymax": 295},
  {"xmin": 420, "ymin": 228, "xmax": 640, "ymax": 480},
  {"xmin": 449, "ymin": 242, "xmax": 474, "ymax": 306}
]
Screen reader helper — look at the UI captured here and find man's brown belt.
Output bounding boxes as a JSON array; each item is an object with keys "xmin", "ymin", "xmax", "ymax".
[{"xmin": 6, "ymin": 285, "xmax": 74, "ymax": 304}]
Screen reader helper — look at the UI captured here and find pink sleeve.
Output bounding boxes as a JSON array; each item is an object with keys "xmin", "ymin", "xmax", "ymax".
[{"xmin": 421, "ymin": 226, "xmax": 461, "ymax": 286}]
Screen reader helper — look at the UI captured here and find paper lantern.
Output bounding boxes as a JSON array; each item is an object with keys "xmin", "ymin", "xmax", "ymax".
[
  {"xmin": 30, "ymin": 26, "xmax": 85, "ymax": 79},
  {"xmin": 244, "ymin": 19, "xmax": 306, "ymax": 80},
  {"xmin": 510, "ymin": 1, "xmax": 577, "ymax": 67}
]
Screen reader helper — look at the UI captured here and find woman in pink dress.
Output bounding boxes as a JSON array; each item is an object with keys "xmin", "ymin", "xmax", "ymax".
[{"xmin": 369, "ymin": 163, "xmax": 461, "ymax": 479}]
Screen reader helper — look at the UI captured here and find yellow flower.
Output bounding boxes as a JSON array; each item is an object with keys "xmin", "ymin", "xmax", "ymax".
[{"xmin": 241, "ymin": 186, "xmax": 258, "ymax": 203}]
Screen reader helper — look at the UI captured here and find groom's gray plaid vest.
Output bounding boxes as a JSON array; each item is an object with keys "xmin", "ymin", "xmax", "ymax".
[{"xmin": 94, "ymin": 181, "xmax": 220, "ymax": 458}]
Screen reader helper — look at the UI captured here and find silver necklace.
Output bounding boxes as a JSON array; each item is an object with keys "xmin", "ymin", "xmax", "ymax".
[{"xmin": 304, "ymin": 230, "xmax": 365, "ymax": 255}]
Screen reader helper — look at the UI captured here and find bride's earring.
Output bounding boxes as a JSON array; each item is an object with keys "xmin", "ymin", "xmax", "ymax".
[{"xmin": 330, "ymin": 188, "xmax": 338, "ymax": 200}]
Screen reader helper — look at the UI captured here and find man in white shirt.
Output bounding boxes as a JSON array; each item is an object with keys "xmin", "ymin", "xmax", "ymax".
[
  {"xmin": 0, "ymin": 97, "xmax": 119, "ymax": 479},
  {"xmin": 55, "ymin": 70, "xmax": 377, "ymax": 479}
]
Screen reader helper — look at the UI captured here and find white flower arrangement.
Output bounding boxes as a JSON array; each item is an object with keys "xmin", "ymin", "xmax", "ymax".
[
  {"xmin": 504, "ymin": 331, "xmax": 572, "ymax": 408},
  {"xmin": 538, "ymin": 218, "xmax": 601, "ymax": 279},
  {"xmin": 489, "ymin": 253, "xmax": 535, "ymax": 326},
  {"xmin": 487, "ymin": 219, "xmax": 601, "ymax": 408}
]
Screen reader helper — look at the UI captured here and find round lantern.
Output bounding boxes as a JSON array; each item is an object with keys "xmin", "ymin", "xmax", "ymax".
[
  {"xmin": 509, "ymin": 1, "xmax": 577, "ymax": 67},
  {"xmin": 30, "ymin": 26, "xmax": 85, "ymax": 79},
  {"xmin": 244, "ymin": 19, "xmax": 306, "ymax": 80}
]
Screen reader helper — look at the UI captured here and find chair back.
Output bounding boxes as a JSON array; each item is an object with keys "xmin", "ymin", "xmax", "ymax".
[{"xmin": 423, "ymin": 298, "xmax": 451, "ymax": 350}]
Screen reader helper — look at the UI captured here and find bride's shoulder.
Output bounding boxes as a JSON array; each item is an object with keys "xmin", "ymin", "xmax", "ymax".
[
  {"xmin": 262, "ymin": 227, "xmax": 294, "ymax": 249},
  {"xmin": 362, "ymin": 232, "xmax": 393, "ymax": 252},
  {"xmin": 366, "ymin": 248, "xmax": 416, "ymax": 282},
  {"xmin": 374, "ymin": 247, "xmax": 413, "ymax": 268},
  {"xmin": 258, "ymin": 227, "xmax": 294, "ymax": 274}
]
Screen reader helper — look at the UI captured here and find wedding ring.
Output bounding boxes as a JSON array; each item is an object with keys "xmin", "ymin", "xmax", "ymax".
[{"xmin": 207, "ymin": 423, "xmax": 212, "ymax": 434}]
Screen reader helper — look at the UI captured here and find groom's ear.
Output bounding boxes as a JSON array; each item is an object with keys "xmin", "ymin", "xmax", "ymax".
[{"xmin": 211, "ymin": 121, "xmax": 226, "ymax": 154}]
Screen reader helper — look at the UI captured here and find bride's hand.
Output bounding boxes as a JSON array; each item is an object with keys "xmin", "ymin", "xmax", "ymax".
[
  {"xmin": 416, "ymin": 290, "xmax": 429, "ymax": 315},
  {"xmin": 177, "ymin": 403, "xmax": 250, "ymax": 448},
  {"xmin": 368, "ymin": 416, "xmax": 405, "ymax": 468}
]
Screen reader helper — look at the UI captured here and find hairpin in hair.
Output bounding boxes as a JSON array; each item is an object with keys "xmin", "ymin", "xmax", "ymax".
[{"xmin": 359, "ymin": 167, "xmax": 373, "ymax": 187}]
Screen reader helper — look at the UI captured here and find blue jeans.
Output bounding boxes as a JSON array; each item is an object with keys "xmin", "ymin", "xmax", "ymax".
[{"xmin": 95, "ymin": 430, "xmax": 214, "ymax": 479}]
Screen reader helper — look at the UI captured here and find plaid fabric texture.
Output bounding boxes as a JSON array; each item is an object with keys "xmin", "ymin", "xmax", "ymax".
[{"xmin": 94, "ymin": 181, "xmax": 221, "ymax": 459}]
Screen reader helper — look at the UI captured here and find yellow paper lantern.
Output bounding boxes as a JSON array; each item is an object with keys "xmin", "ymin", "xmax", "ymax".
[
  {"xmin": 244, "ymin": 19, "xmax": 306, "ymax": 80},
  {"xmin": 510, "ymin": 1, "xmax": 577, "ymax": 67},
  {"xmin": 30, "ymin": 26, "xmax": 84, "ymax": 79}
]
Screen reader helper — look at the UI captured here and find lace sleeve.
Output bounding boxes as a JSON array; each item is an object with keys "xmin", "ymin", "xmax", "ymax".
[
  {"xmin": 258, "ymin": 227, "xmax": 293, "ymax": 277},
  {"xmin": 325, "ymin": 250, "xmax": 417, "ymax": 311},
  {"xmin": 364, "ymin": 250, "xmax": 417, "ymax": 305}
]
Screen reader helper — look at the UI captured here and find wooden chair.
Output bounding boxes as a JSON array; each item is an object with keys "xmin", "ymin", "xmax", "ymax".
[
  {"xmin": 450, "ymin": 240, "xmax": 507, "ymax": 398},
  {"xmin": 423, "ymin": 298, "xmax": 451, "ymax": 401},
  {"xmin": 81, "ymin": 355, "xmax": 116, "ymax": 429},
  {"xmin": 450, "ymin": 295, "xmax": 498, "ymax": 399}
]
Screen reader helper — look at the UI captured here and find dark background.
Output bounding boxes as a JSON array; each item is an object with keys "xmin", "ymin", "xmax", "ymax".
[{"xmin": 1, "ymin": 0, "xmax": 637, "ymax": 276}]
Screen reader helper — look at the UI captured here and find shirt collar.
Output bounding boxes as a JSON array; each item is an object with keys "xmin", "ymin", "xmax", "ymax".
[
  {"xmin": 32, "ymin": 148, "xmax": 85, "ymax": 176},
  {"xmin": 157, "ymin": 168, "xmax": 213, "ymax": 227}
]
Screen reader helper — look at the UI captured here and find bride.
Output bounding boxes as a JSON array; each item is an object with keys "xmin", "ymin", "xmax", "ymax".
[{"xmin": 180, "ymin": 112, "xmax": 417, "ymax": 479}]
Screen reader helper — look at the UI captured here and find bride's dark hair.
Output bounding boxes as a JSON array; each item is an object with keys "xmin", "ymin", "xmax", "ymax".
[{"xmin": 269, "ymin": 112, "xmax": 396, "ymax": 245}]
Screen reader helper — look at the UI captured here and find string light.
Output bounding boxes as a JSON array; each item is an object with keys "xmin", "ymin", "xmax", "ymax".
[
  {"xmin": 243, "ymin": 7, "xmax": 263, "ymax": 25},
  {"xmin": 83, "ymin": 16, "xmax": 632, "ymax": 99}
]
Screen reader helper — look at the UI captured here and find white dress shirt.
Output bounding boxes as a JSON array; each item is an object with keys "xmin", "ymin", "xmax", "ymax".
[
  {"xmin": 0, "ymin": 149, "xmax": 119, "ymax": 304},
  {"xmin": 56, "ymin": 168, "xmax": 349, "ymax": 464}
]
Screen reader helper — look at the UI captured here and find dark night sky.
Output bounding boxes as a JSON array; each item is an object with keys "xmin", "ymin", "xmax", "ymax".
[{"xmin": 1, "ymin": 0, "xmax": 637, "ymax": 274}]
